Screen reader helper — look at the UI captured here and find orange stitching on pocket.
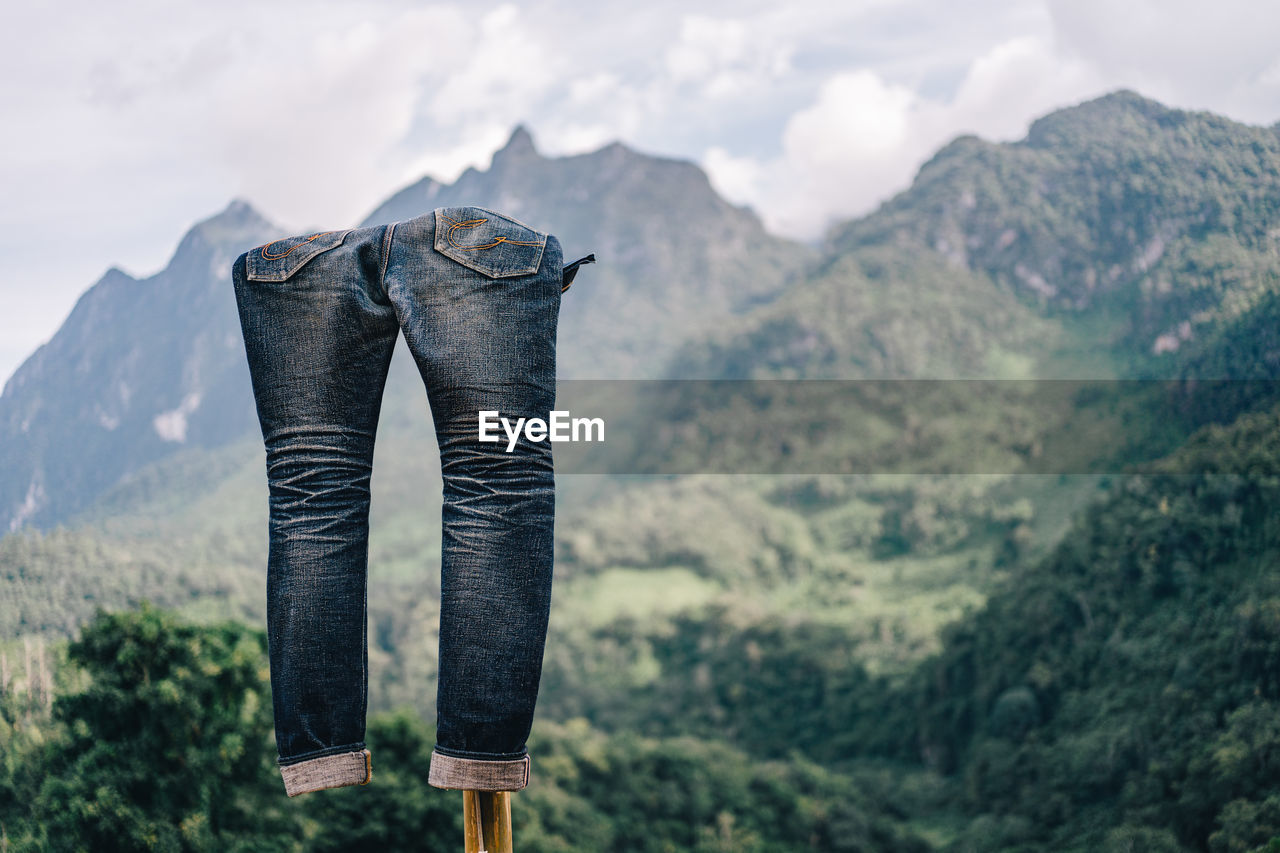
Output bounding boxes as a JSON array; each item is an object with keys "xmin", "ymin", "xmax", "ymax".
[
  {"xmin": 461, "ymin": 235, "xmax": 544, "ymax": 250},
  {"xmin": 446, "ymin": 217, "xmax": 543, "ymax": 251},
  {"xmin": 261, "ymin": 232, "xmax": 330, "ymax": 260},
  {"xmin": 446, "ymin": 218, "xmax": 488, "ymax": 249}
]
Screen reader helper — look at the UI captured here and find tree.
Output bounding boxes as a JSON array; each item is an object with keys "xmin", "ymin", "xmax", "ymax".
[{"xmin": 16, "ymin": 600, "xmax": 296, "ymax": 851}]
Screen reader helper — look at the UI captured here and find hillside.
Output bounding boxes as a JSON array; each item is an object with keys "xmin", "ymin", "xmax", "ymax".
[
  {"xmin": 827, "ymin": 89, "xmax": 1280, "ymax": 375},
  {"xmin": 903, "ymin": 402, "xmax": 1280, "ymax": 851},
  {"xmin": 0, "ymin": 203, "xmax": 276, "ymax": 533}
]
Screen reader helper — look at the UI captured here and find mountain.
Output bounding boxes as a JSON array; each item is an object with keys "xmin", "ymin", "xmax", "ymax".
[
  {"xmin": 669, "ymin": 241, "xmax": 1066, "ymax": 379},
  {"xmin": 0, "ymin": 201, "xmax": 279, "ymax": 533},
  {"xmin": 823, "ymin": 89, "xmax": 1280, "ymax": 373},
  {"xmin": 0, "ymin": 130, "xmax": 810, "ymax": 533},
  {"xmin": 901, "ymin": 401, "xmax": 1280, "ymax": 851},
  {"xmin": 362, "ymin": 125, "xmax": 814, "ymax": 379},
  {"xmin": 672, "ymin": 89, "xmax": 1280, "ymax": 381},
  {"xmin": 15, "ymin": 91, "xmax": 1278, "ymax": 532}
]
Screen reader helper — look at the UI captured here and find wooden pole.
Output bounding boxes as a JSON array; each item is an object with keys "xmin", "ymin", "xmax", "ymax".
[{"xmin": 463, "ymin": 790, "xmax": 513, "ymax": 853}]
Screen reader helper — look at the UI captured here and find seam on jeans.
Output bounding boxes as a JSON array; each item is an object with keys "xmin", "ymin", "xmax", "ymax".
[
  {"xmin": 377, "ymin": 222, "xmax": 396, "ymax": 298},
  {"xmin": 440, "ymin": 214, "xmax": 543, "ymax": 251},
  {"xmin": 262, "ymin": 231, "xmax": 330, "ymax": 260},
  {"xmin": 432, "ymin": 743, "xmax": 529, "ymax": 761},
  {"xmin": 448, "ymin": 206, "xmax": 544, "ymax": 234},
  {"xmin": 360, "ymin": 522, "xmax": 369, "ymax": 751},
  {"xmin": 278, "ymin": 741, "xmax": 369, "ymax": 767}
]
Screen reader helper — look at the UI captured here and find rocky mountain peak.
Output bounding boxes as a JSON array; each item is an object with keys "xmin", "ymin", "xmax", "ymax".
[
  {"xmin": 156, "ymin": 198, "xmax": 280, "ymax": 275},
  {"xmin": 187, "ymin": 198, "xmax": 276, "ymax": 243},
  {"xmin": 495, "ymin": 124, "xmax": 538, "ymax": 160}
]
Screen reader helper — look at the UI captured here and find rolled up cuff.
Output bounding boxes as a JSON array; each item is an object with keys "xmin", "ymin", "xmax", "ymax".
[
  {"xmin": 428, "ymin": 749, "xmax": 530, "ymax": 791},
  {"xmin": 279, "ymin": 748, "xmax": 372, "ymax": 797}
]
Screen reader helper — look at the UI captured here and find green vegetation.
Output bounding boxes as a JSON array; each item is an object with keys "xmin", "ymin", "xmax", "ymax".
[
  {"xmin": 6, "ymin": 91, "xmax": 1280, "ymax": 849},
  {"xmin": 0, "ymin": 604, "xmax": 927, "ymax": 852},
  {"xmin": 1, "ymin": 602, "xmax": 290, "ymax": 851},
  {"xmin": 827, "ymin": 90, "xmax": 1280, "ymax": 379},
  {"xmin": 7, "ymin": 401, "xmax": 1280, "ymax": 849},
  {"xmin": 905, "ymin": 404, "xmax": 1280, "ymax": 850}
]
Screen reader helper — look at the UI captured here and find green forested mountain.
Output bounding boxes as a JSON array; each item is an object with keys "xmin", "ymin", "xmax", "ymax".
[
  {"xmin": 828, "ymin": 89, "xmax": 1280, "ymax": 374},
  {"xmin": 674, "ymin": 89, "xmax": 1280, "ymax": 381},
  {"xmin": 3, "ymin": 89, "xmax": 1280, "ymax": 850},
  {"xmin": 903, "ymin": 404, "xmax": 1280, "ymax": 851}
]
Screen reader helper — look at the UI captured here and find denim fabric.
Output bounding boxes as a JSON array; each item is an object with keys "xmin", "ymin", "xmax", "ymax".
[{"xmin": 231, "ymin": 206, "xmax": 579, "ymax": 795}]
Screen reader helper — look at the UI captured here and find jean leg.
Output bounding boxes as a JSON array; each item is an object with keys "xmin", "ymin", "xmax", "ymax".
[
  {"xmin": 383, "ymin": 214, "xmax": 563, "ymax": 791},
  {"xmin": 231, "ymin": 229, "xmax": 399, "ymax": 796}
]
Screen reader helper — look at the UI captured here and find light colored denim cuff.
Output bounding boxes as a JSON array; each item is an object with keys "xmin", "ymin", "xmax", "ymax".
[
  {"xmin": 280, "ymin": 748, "xmax": 372, "ymax": 797},
  {"xmin": 428, "ymin": 750, "xmax": 530, "ymax": 791}
]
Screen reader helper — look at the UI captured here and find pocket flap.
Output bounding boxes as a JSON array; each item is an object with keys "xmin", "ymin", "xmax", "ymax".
[
  {"xmin": 433, "ymin": 207, "xmax": 547, "ymax": 279},
  {"xmin": 245, "ymin": 229, "xmax": 352, "ymax": 282}
]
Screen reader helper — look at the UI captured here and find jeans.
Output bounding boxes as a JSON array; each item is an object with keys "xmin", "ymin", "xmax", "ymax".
[{"xmin": 231, "ymin": 206, "xmax": 591, "ymax": 797}]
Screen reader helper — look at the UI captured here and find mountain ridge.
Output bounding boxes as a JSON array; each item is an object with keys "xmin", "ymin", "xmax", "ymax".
[
  {"xmin": 0, "ymin": 128, "xmax": 809, "ymax": 531},
  {"xmin": 823, "ymin": 87, "xmax": 1280, "ymax": 371},
  {"xmin": 6, "ymin": 87, "xmax": 1280, "ymax": 531}
]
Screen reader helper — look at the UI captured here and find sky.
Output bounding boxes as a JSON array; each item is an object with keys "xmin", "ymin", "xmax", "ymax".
[{"xmin": 3, "ymin": 0, "xmax": 1280, "ymax": 389}]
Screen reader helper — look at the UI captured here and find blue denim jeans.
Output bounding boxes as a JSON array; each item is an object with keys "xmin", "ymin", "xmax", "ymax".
[{"xmin": 231, "ymin": 206, "xmax": 590, "ymax": 797}]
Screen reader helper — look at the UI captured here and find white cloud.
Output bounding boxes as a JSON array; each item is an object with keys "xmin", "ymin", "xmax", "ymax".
[
  {"xmin": 664, "ymin": 15, "xmax": 793, "ymax": 98},
  {"xmin": 943, "ymin": 34, "xmax": 1101, "ymax": 140},
  {"xmin": 704, "ymin": 32, "xmax": 1108, "ymax": 240},
  {"xmin": 703, "ymin": 146, "xmax": 766, "ymax": 207},
  {"xmin": 426, "ymin": 5, "xmax": 563, "ymax": 128},
  {"xmin": 774, "ymin": 70, "xmax": 921, "ymax": 234},
  {"xmin": 535, "ymin": 72, "xmax": 640, "ymax": 153},
  {"xmin": 1046, "ymin": 0, "xmax": 1280, "ymax": 123},
  {"xmin": 208, "ymin": 6, "xmax": 476, "ymax": 229}
]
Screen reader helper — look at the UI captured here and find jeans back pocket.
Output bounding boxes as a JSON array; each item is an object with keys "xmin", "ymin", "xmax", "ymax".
[
  {"xmin": 433, "ymin": 206, "xmax": 547, "ymax": 279},
  {"xmin": 246, "ymin": 229, "xmax": 353, "ymax": 282}
]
